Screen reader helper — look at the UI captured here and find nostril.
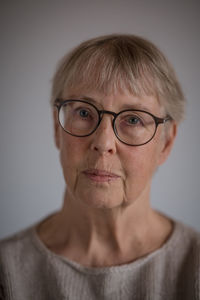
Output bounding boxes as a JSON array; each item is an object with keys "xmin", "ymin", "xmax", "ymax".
[{"xmin": 93, "ymin": 144, "xmax": 114, "ymax": 154}]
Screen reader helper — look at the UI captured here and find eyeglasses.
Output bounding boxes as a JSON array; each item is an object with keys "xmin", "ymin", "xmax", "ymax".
[{"xmin": 54, "ymin": 99, "xmax": 172, "ymax": 146}]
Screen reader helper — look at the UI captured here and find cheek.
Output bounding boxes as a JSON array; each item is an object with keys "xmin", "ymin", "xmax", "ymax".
[
  {"xmin": 124, "ymin": 145, "xmax": 160, "ymax": 175},
  {"xmin": 121, "ymin": 144, "xmax": 161, "ymax": 196},
  {"xmin": 59, "ymin": 134, "xmax": 87, "ymax": 185}
]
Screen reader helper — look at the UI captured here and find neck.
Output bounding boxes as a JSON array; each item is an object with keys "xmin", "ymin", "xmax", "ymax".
[{"xmin": 37, "ymin": 188, "xmax": 172, "ymax": 267}]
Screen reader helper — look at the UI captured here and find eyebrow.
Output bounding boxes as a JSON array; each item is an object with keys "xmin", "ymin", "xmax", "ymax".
[
  {"xmin": 66, "ymin": 94, "xmax": 152, "ymax": 113},
  {"xmin": 67, "ymin": 95, "xmax": 99, "ymax": 106}
]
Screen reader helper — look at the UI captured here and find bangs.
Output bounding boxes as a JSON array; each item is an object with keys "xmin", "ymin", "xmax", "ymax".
[
  {"xmin": 51, "ymin": 34, "xmax": 185, "ymax": 123},
  {"xmin": 62, "ymin": 43, "xmax": 157, "ymax": 98}
]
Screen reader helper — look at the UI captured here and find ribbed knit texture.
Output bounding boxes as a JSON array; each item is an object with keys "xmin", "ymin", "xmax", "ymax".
[{"xmin": 0, "ymin": 219, "xmax": 200, "ymax": 300}]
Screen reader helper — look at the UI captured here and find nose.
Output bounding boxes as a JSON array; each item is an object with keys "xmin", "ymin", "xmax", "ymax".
[{"xmin": 90, "ymin": 115, "xmax": 117, "ymax": 155}]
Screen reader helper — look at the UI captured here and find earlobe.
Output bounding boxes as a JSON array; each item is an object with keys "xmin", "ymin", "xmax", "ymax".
[
  {"xmin": 158, "ymin": 121, "xmax": 177, "ymax": 166},
  {"xmin": 53, "ymin": 109, "xmax": 60, "ymax": 149}
]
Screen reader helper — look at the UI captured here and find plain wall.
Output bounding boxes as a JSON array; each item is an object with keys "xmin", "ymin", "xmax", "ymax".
[{"xmin": 1, "ymin": 0, "xmax": 200, "ymax": 238}]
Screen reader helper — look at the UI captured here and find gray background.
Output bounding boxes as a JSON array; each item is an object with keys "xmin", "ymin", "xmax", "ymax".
[{"xmin": 1, "ymin": 0, "xmax": 199, "ymax": 239}]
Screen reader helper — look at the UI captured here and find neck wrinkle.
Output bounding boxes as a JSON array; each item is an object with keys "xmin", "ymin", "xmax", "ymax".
[{"xmin": 59, "ymin": 186, "xmax": 153, "ymax": 254}]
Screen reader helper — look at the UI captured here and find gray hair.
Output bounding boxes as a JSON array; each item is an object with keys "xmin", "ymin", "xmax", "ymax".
[{"xmin": 51, "ymin": 34, "xmax": 185, "ymax": 123}]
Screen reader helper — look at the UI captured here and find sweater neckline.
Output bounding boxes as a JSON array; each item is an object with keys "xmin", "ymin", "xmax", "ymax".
[{"xmin": 30, "ymin": 216, "xmax": 181, "ymax": 275}]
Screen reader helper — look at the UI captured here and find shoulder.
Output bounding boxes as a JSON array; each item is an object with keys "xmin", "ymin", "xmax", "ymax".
[
  {"xmin": 0, "ymin": 213, "xmax": 58, "ymax": 267},
  {"xmin": 167, "ymin": 219, "xmax": 200, "ymax": 258},
  {"xmin": 0, "ymin": 227, "xmax": 38, "ymax": 299},
  {"xmin": 0, "ymin": 215, "xmax": 54, "ymax": 260},
  {"xmin": 173, "ymin": 220, "xmax": 200, "ymax": 249},
  {"xmin": 167, "ymin": 221, "xmax": 200, "ymax": 297},
  {"xmin": 0, "ymin": 226, "xmax": 34, "ymax": 258},
  {"xmin": 0, "ymin": 227, "xmax": 36, "ymax": 278},
  {"xmin": 0, "ymin": 224, "xmax": 43, "ymax": 278},
  {"xmin": 166, "ymin": 220, "xmax": 200, "ymax": 280}
]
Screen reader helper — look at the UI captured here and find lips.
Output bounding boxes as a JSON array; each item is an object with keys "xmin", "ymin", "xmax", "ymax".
[{"xmin": 83, "ymin": 169, "xmax": 120, "ymax": 182}]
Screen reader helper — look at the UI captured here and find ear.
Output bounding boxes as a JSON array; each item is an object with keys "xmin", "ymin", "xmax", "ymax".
[
  {"xmin": 158, "ymin": 121, "xmax": 177, "ymax": 166},
  {"xmin": 53, "ymin": 108, "xmax": 61, "ymax": 149}
]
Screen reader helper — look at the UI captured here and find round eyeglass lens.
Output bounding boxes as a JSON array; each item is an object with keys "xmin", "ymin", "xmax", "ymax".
[
  {"xmin": 115, "ymin": 110, "xmax": 156, "ymax": 145},
  {"xmin": 59, "ymin": 101, "xmax": 99, "ymax": 136}
]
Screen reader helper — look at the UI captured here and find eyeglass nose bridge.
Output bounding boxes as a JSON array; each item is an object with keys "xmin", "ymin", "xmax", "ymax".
[
  {"xmin": 97, "ymin": 109, "xmax": 118, "ymax": 131},
  {"xmin": 99, "ymin": 109, "xmax": 118, "ymax": 119}
]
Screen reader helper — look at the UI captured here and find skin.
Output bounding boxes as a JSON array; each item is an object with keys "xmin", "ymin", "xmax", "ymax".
[{"xmin": 37, "ymin": 89, "xmax": 177, "ymax": 267}]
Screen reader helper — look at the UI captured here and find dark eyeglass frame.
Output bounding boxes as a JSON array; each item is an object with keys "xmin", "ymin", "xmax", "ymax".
[{"xmin": 54, "ymin": 99, "xmax": 172, "ymax": 146}]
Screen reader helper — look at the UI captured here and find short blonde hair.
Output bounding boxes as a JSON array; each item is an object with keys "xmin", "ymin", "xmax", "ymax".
[{"xmin": 51, "ymin": 34, "xmax": 185, "ymax": 123}]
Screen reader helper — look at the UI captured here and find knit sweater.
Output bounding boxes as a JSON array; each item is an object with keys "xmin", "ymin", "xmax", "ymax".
[{"xmin": 0, "ymin": 219, "xmax": 200, "ymax": 300}]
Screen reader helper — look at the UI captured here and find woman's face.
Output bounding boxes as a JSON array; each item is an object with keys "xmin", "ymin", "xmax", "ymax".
[{"xmin": 54, "ymin": 89, "xmax": 176, "ymax": 210}]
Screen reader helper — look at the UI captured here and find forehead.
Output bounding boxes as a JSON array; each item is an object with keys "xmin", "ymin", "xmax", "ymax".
[{"xmin": 62, "ymin": 87, "xmax": 162, "ymax": 114}]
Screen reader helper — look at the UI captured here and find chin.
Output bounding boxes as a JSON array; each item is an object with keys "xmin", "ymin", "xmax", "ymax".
[{"xmin": 77, "ymin": 189, "xmax": 124, "ymax": 210}]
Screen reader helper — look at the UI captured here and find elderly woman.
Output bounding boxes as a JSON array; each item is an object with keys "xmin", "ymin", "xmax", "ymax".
[{"xmin": 0, "ymin": 34, "xmax": 200, "ymax": 300}]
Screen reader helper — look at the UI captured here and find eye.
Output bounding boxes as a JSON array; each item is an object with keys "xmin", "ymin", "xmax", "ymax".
[
  {"xmin": 127, "ymin": 116, "xmax": 141, "ymax": 125},
  {"xmin": 124, "ymin": 115, "xmax": 144, "ymax": 126},
  {"xmin": 79, "ymin": 109, "xmax": 89, "ymax": 118},
  {"xmin": 73, "ymin": 106, "xmax": 92, "ymax": 119}
]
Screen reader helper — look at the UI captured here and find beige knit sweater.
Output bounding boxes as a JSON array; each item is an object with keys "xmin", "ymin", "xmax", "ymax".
[{"xmin": 0, "ymin": 219, "xmax": 200, "ymax": 300}]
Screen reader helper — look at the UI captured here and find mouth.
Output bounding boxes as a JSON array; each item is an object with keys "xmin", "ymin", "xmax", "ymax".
[{"xmin": 83, "ymin": 169, "xmax": 120, "ymax": 183}]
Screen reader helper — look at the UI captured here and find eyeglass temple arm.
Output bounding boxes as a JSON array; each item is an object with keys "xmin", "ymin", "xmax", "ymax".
[
  {"xmin": 164, "ymin": 115, "xmax": 173, "ymax": 122},
  {"xmin": 54, "ymin": 98, "xmax": 62, "ymax": 108},
  {"xmin": 155, "ymin": 115, "xmax": 172, "ymax": 126}
]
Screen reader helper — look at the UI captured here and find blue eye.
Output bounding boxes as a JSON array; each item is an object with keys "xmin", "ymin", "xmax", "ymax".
[
  {"xmin": 79, "ymin": 109, "xmax": 89, "ymax": 118},
  {"xmin": 126, "ymin": 116, "xmax": 144, "ymax": 126},
  {"xmin": 128, "ymin": 117, "xmax": 140, "ymax": 124}
]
